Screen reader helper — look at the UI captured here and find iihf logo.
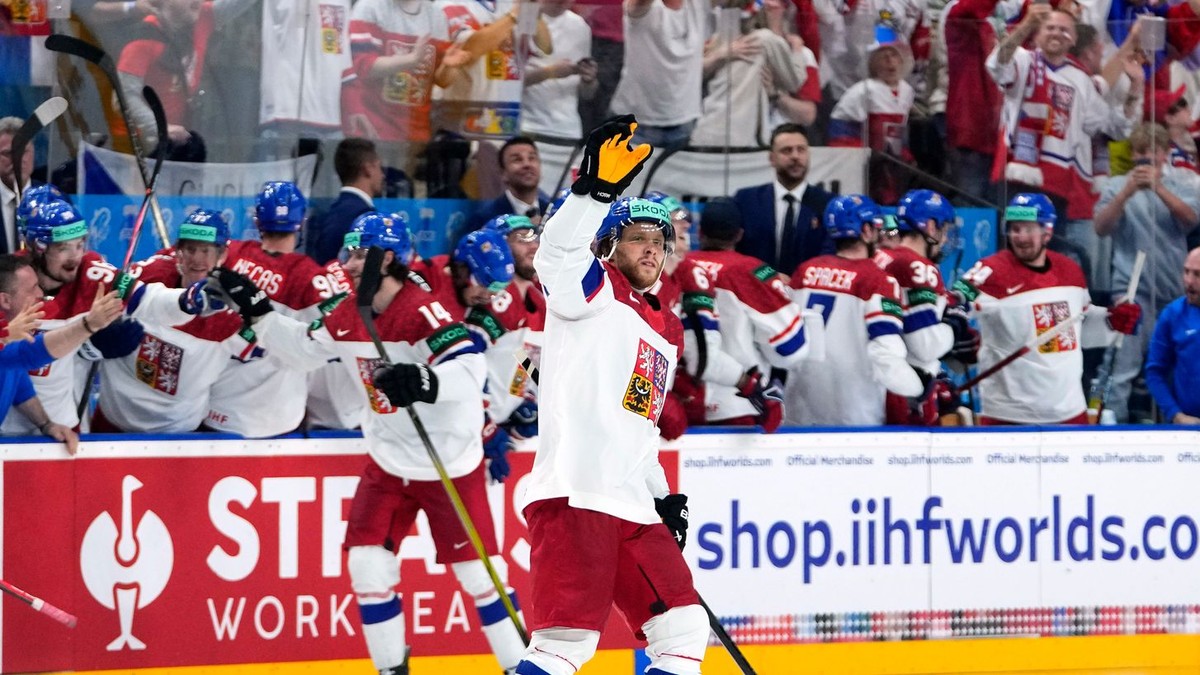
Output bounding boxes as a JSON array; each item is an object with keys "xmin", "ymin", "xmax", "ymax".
[{"xmin": 80, "ymin": 475, "xmax": 174, "ymax": 651}]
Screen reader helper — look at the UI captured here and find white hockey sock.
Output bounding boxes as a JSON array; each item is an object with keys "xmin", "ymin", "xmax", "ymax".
[
  {"xmin": 475, "ymin": 589, "xmax": 526, "ymax": 669},
  {"xmin": 358, "ymin": 592, "xmax": 408, "ymax": 671}
]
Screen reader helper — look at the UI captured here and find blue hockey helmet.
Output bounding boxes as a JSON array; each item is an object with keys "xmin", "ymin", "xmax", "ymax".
[
  {"xmin": 542, "ymin": 187, "xmax": 572, "ymax": 223},
  {"xmin": 343, "ymin": 211, "xmax": 414, "ymax": 267},
  {"xmin": 895, "ymin": 189, "xmax": 956, "ymax": 236},
  {"xmin": 643, "ymin": 190, "xmax": 692, "ymax": 225},
  {"xmin": 178, "ymin": 208, "xmax": 232, "ymax": 247},
  {"xmin": 453, "ymin": 227, "xmax": 515, "ymax": 293},
  {"xmin": 594, "ymin": 196, "xmax": 676, "ymax": 259},
  {"xmin": 255, "ymin": 181, "xmax": 307, "ymax": 233},
  {"xmin": 23, "ymin": 199, "xmax": 88, "ymax": 248},
  {"xmin": 1004, "ymin": 193, "xmax": 1056, "ymax": 231},
  {"xmin": 16, "ymin": 185, "xmax": 68, "ymax": 237},
  {"xmin": 485, "ymin": 213, "xmax": 539, "ymax": 242},
  {"xmin": 824, "ymin": 194, "xmax": 883, "ymax": 240}
]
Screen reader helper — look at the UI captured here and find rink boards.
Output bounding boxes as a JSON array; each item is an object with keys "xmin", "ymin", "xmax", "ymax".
[{"xmin": 3, "ymin": 427, "xmax": 1200, "ymax": 674}]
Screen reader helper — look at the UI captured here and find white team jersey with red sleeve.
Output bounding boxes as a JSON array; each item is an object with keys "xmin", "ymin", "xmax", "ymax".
[
  {"xmin": 304, "ymin": 261, "xmax": 364, "ymax": 430},
  {"xmin": 517, "ymin": 194, "xmax": 685, "ymax": 525},
  {"xmin": 828, "ymin": 78, "xmax": 916, "ymax": 156},
  {"xmin": 953, "ymin": 250, "xmax": 1107, "ymax": 423},
  {"xmin": 256, "ymin": 278, "xmax": 487, "ymax": 481},
  {"xmin": 685, "ymin": 249, "xmax": 819, "ymax": 421},
  {"xmin": 874, "ymin": 245, "xmax": 953, "ymax": 372},
  {"xmin": 260, "ymin": 0, "xmax": 351, "ymax": 129},
  {"xmin": 435, "ymin": 0, "xmax": 524, "ymax": 137},
  {"xmin": 787, "ymin": 255, "xmax": 922, "ymax": 426},
  {"xmin": 1, "ymin": 252, "xmax": 118, "ymax": 433},
  {"xmin": 205, "ymin": 241, "xmax": 349, "ymax": 437}
]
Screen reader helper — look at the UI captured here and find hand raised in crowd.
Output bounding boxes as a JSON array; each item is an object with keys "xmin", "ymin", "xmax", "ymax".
[
  {"xmin": 2, "ymin": 301, "xmax": 44, "ymax": 345},
  {"xmin": 1023, "ymin": 2, "xmax": 1052, "ymax": 26},
  {"xmin": 85, "ymin": 286, "xmax": 125, "ymax": 334}
]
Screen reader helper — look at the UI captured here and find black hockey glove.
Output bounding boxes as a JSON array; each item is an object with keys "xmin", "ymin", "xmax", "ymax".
[
  {"xmin": 571, "ymin": 114, "xmax": 653, "ymax": 203},
  {"xmin": 81, "ymin": 317, "xmax": 144, "ymax": 360},
  {"xmin": 655, "ymin": 493, "xmax": 689, "ymax": 550},
  {"xmin": 941, "ymin": 305, "xmax": 979, "ymax": 366},
  {"xmin": 373, "ymin": 363, "xmax": 439, "ymax": 408},
  {"xmin": 206, "ymin": 268, "xmax": 271, "ymax": 323}
]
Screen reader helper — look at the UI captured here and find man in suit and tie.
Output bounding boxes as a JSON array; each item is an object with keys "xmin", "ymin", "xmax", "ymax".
[
  {"xmin": 309, "ymin": 138, "xmax": 384, "ymax": 265},
  {"xmin": 0, "ymin": 117, "xmax": 35, "ymax": 255},
  {"xmin": 463, "ymin": 135, "xmax": 551, "ymax": 241},
  {"xmin": 733, "ymin": 123, "xmax": 833, "ymax": 277}
]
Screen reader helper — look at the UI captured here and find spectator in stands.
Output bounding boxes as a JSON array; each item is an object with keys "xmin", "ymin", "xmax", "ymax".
[
  {"xmin": 1145, "ymin": 246, "xmax": 1200, "ymax": 424},
  {"xmin": 76, "ymin": 0, "xmax": 157, "ymax": 55},
  {"xmin": 522, "ymin": 0, "xmax": 598, "ymax": 141},
  {"xmin": 941, "ymin": 0, "xmax": 1006, "ymax": 205},
  {"xmin": 733, "ymin": 123, "xmax": 833, "ymax": 277},
  {"xmin": 988, "ymin": 5, "xmax": 1129, "ymax": 227},
  {"xmin": 116, "ymin": 0, "xmax": 255, "ymax": 161},
  {"xmin": 577, "ymin": 0, "xmax": 625, "ymax": 134},
  {"xmin": 829, "ymin": 25, "xmax": 916, "ymax": 205},
  {"xmin": 310, "ymin": 138, "xmax": 384, "ymax": 265},
  {"xmin": 0, "ymin": 117, "xmax": 34, "ymax": 254},
  {"xmin": 1094, "ymin": 122, "xmax": 1200, "ymax": 422},
  {"xmin": 466, "ymin": 136, "xmax": 551, "ymax": 235},
  {"xmin": 610, "ymin": 0, "xmax": 710, "ymax": 151},
  {"xmin": 1149, "ymin": 87, "xmax": 1199, "ymax": 173},
  {"xmin": 0, "ymin": 254, "xmax": 125, "ymax": 453},
  {"xmin": 690, "ymin": 1, "xmax": 809, "ymax": 147},
  {"xmin": 758, "ymin": 0, "xmax": 821, "ymax": 130}
]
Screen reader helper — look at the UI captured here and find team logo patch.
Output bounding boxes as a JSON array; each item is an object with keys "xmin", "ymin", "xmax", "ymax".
[
  {"xmin": 135, "ymin": 335, "xmax": 183, "ymax": 395},
  {"xmin": 622, "ymin": 339, "xmax": 670, "ymax": 423},
  {"xmin": 1034, "ymin": 301, "xmax": 1077, "ymax": 353},
  {"xmin": 357, "ymin": 356, "xmax": 395, "ymax": 414}
]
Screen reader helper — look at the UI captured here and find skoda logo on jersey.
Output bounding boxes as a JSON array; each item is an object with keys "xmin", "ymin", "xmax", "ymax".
[{"xmin": 80, "ymin": 475, "xmax": 174, "ymax": 651}]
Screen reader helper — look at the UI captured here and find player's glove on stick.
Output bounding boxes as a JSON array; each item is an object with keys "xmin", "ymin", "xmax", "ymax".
[
  {"xmin": 373, "ymin": 363, "xmax": 439, "ymax": 408},
  {"xmin": 481, "ymin": 420, "xmax": 512, "ymax": 482},
  {"xmin": 941, "ymin": 305, "xmax": 979, "ymax": 366},
  {"xmin": 206, "ymin": 268, "xmax": 271, "ymax": 323},
  {"xmin": 81, "ymin": 317, "xmax": 144, "ymax": 360},
  {"xmin": 506, "ymin": 398, "xmax": 538, "ymax": 439},
  {"xmin": 178, "ymin": 278, "xmax": 227, "ymax": 316},
  {"xmin": 571, "ymin": 114, "xmax": 653, "ymax": 203},
  {"xmin": 1107, "ymin": 301, "xmax": 1142, "ymax": 336},
  {"xmin": 655, "ymin": 493, "xmax": 689, "ymax": 550}
]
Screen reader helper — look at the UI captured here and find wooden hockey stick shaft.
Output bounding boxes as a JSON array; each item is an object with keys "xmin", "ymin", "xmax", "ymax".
[
  {"xmin": 0, "ymin": 578, "xmax": 77, "ymax": 628},
  {"xmin": 357, "ymin": 246, "xmax": 528, "ymax": 646}
]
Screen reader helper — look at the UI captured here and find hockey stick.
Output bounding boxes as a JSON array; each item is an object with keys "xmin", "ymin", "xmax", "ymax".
[
  {"xmin": 518, "ymin": 349, "xmax": 756, "ymax": 672},
  {"xmin": 75, "ymin": 85, "xmax": 169, "ymax": 423},
  {"xmin": 11, "ymin": 97, "xmax": 68, "ymax": 203},
  {"xmin": 1087, "ymin": 250, "xmax": 1147, "ymax": 421},
  {"xmin": 356, "ymin": 246, "xmax": 528, "ymax": 646},
  {"xmin": 44, "ymin": 34, "xmax": 170, "ymax": 247},
  {"xmin": 0, "ymin": 578, "xmax": 77, "ymax": 628}
]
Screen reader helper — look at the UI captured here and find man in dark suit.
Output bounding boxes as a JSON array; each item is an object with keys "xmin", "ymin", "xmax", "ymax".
[
  {"xmin": 461, "ymin": 136, "xmax": 551, "ymax": 243},
  {"xmin": 733, "ymin": 123, "xmax": 834, "ymax": 277},
  {"xmin": 309, "ymin": 138, "xmax": 384, "ymax": 265},
  {"xmin": 0, "ymin": 117, "xmax": 35, "ymax": 255}
]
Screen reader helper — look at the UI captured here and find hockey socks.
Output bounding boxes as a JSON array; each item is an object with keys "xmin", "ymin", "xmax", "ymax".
[
  {"xmin": 357, "ymin": 593, "xmax": 408, "ymax": 672},
  {"xmin": 475, "ymin": 589, "xmax": 526, "ymax": 668}
]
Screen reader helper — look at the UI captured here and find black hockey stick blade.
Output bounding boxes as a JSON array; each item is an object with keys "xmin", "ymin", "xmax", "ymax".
[
  {"xmin": 11, "ymin": 97, "xmax": 67, "ymax": 200},
  {"xmin": 700, "ymin": 597, "xmax": 757, "ymax": 675},
  {"xmin": 45, "ymin": 34, "xmax": 115, "ymax": 76}
]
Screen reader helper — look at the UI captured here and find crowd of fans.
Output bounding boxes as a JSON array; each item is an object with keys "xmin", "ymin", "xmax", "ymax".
[{"xmin": 1, "ymin": 0, "xmax": 1199, "ymax": 444}]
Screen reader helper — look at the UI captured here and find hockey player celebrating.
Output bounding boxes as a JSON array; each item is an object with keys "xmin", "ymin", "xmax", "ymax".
[
  {"xmin": 512, "ymin": 116, "xmax": 707, "ymax": 675},
  {"xmin": 208, "ymin": 212, "xmax": 526, "ymax": 675},
  {"xmin": 206, "ymin": 181, "xmax": 348, "ymax": 437},
  {"xmin": 2, "ymin": 198, "xmax": 144, "ymax": 433},
  {"xmin": 787, "ymin": 194, "xmax": 925, "ymax": 426},
  {"xmin": 876, "ymin": 189, "xmax": 978, "ymax": 424},
  {"xmin": 682, "ymin": 197, "xmax": 817, "ymax": 430},
  {"xmin": 952, "ymin": 193, "xmax": 1141, "ymax": 425}
]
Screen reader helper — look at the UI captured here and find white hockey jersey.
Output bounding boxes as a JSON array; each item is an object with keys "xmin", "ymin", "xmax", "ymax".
[
  {"xmin": 787, "ymin": 255, "xmax": 922, "ymax": 426},
  {"xmin": 517, "ymin": 194, "xmax": 685, "ymax": 525},
  {"xmin": 259, "ymin": 0, "xmax": 351, "ymax": 129}
]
